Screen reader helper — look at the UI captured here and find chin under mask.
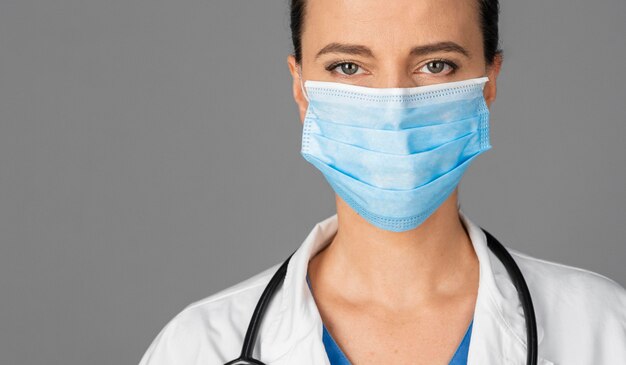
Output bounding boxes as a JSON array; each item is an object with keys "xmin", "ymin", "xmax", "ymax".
[{"xmin": 298, "ymin": 71, "xmax": 491, "ymax": 232}]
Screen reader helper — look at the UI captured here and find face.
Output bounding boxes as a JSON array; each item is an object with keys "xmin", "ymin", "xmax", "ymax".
[{"xmin": 287, "ymin": 0, "xmax": 502, "ymax": 121}]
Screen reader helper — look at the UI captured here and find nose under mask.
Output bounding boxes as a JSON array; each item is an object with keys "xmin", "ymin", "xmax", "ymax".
[{"xmin": 297, "ymin": 67, "xmax": 491, "ymax": 232}]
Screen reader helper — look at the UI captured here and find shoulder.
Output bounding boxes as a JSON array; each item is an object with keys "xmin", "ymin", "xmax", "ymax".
[
  {"xmin": 508, "ymin": 247, "xmax": 626, "ymax": 312},
  {"xmin": 505, "ymin": 248, "xmax": 626, "ymax": 360},
  {"xmin": 138, "ymin": 262, "xmax": 280, "ymax": 365},
  {"xmin": 508, "ymin": 247, "xmax": 626, "ymax": 340}
]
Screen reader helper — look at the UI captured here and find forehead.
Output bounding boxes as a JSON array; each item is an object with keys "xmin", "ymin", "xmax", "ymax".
[{"xmin": 302, "ymin": 0, "xmax": 482, "ymax": 58}]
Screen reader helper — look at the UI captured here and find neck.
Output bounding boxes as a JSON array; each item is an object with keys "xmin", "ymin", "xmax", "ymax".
[{"xmin": 307, "ymin": 189, "xmax": 478, "ymax": 310}]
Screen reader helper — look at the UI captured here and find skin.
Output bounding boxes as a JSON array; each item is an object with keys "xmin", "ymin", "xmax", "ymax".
[{"xmin": 286, "ymin": 0, "xmax": 502, "ymax": 363}]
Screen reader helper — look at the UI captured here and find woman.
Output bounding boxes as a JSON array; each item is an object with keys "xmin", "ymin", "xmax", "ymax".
[{"xmin": 139, "ymin": 0, "xmax": 626, "ymax": 364}]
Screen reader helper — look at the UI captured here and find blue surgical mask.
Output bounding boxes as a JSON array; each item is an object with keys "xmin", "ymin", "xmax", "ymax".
[{"xmin": 297, "ymin": 68, "xmax": 491, "ymax": 232}]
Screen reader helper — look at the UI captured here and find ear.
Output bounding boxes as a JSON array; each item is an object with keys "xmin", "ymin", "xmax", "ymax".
[
  {"xmin": 483, "ymin": 52, "xmax": 503, "ymax": 108},
  {"xmin": 287, "ymin": 54, "xmax": 309, "ymax": 123}
]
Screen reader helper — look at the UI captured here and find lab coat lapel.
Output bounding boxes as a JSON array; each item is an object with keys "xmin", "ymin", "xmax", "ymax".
[
  {"xmin": 256, "ymin": 215, "xmax": 336, "ymax": 364},
  {"xmin": 459, "ymin": 211, "xmax": 552, "ymax": 364},
  {"xmin": 259, "ymin": 211, "xmax": 553, "ymax": 365}
]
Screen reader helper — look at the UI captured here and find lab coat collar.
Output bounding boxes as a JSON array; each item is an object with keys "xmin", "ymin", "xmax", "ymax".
[{"xmin": 258, "ymin": 209, "xmax": 551, "ymax": 364}]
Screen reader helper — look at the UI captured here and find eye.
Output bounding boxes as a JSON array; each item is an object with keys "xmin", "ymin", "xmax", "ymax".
[
  {"xmin": 329, "ymin": 62, "xmax": 364, "ymax": 76},
  {"xmin": 418, "ymin": 60, "xmax": 456, "ymax": 75}
]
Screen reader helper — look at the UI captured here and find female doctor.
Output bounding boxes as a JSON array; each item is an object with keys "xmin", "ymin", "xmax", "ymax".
[{"xmin": 139, "ymin": 0, "xmax": 626, "ymax": 364}]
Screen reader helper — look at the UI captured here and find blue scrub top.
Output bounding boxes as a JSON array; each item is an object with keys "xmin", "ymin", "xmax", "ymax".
[{"xmin": 306, "ymin": 273, "xmax": 473, "ymax": 365}]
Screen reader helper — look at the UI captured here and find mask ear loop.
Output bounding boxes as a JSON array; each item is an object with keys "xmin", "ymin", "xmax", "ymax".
[{"xmin": 297, "ymin": 64, "xmax": 310, "ymax": 103}]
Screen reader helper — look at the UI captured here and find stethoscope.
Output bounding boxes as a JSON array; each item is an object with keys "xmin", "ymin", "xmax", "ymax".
[{"xmin": 225, "ymin": 228, "xmax": 538, "ymax": 365}]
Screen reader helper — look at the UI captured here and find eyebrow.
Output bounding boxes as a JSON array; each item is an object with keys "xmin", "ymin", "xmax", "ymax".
[{"xmin": 314, "ymin": 41, "xmax": 470, "ymax": 60}]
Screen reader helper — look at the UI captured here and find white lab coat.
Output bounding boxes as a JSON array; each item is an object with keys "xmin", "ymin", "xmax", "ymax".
[{"xmin": 139, "ymin": 209, "xmax": 626, "ymax": 364}]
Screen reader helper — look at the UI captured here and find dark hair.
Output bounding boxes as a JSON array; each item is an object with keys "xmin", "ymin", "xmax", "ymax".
[{"xmin": 290, "ymin": 0, "xmax": 502, "ymax": 65}]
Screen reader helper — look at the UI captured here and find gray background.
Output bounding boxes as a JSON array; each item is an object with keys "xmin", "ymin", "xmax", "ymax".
[{"xmin": 0, "ymin": 0, "xmax": 624, "ymax": 364}]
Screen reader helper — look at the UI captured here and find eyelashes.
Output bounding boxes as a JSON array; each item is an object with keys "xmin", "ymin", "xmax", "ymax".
[
  {"xmin": 324, "ymin": 58, "xmax": 460, "ymax": 77},
  {"xmin": 420, "ymin": 59, "xmax": 459, "ymax": 74},
  {"xmin": 324, "ymin": 60, "xmax": 364, "ymax": 76}
]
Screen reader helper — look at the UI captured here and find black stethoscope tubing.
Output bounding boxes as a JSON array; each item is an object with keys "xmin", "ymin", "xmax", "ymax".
[{"xmin": 225, "ymin": 227, "xmax": 538, "ymax": 365}]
